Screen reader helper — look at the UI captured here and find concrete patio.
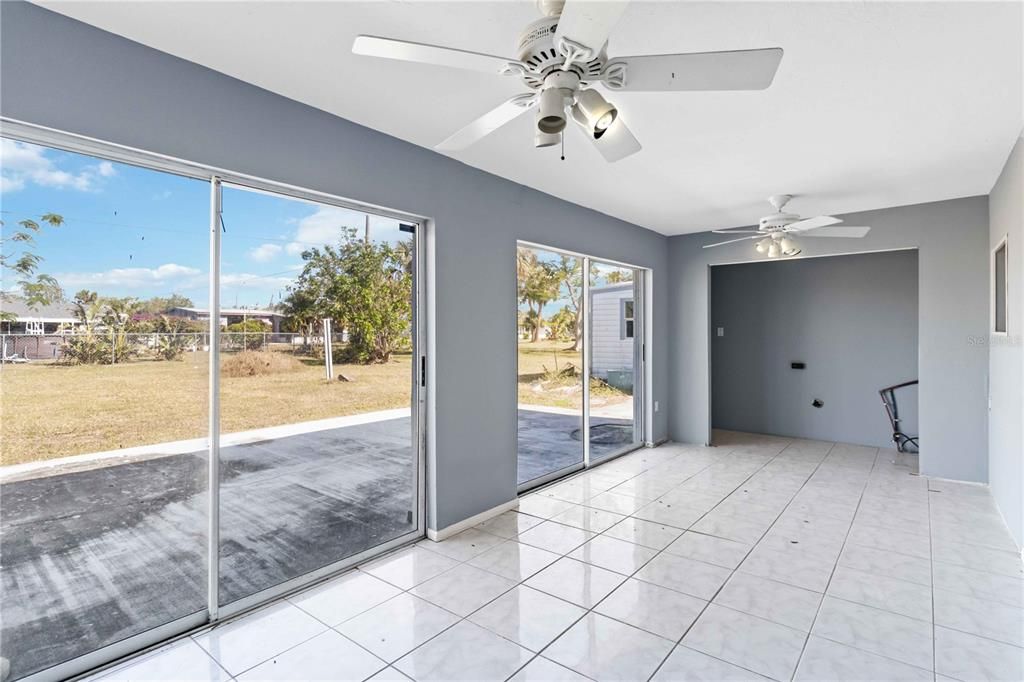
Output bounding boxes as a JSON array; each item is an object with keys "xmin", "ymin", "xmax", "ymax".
[{"xmin": 0, "ymin": 408, "xmax": 633, "ymax": 680}]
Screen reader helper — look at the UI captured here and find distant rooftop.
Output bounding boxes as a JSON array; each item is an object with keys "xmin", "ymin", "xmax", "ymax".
[
  {"xmin": 169, "ymin": 306, "xmax": 284, "ymax": 317},
  {"xmin": 0, "ymin": 297, "xmax": 78, "ymax": 321}
]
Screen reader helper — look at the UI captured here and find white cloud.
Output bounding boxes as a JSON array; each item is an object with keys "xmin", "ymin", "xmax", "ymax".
[
  {"xmin": 0, "ymin": 175, "xmax": 25, "ymax": 193},
  {"xmin": 221, "ymin": 272, "xmax": 296, "ymax": 290},
  {"xmin": 285, "ymin": 205, "xmax": 366, "ymax": 255},
  {"xmin": 248, "ymin": 243, "xmax": 283, "ymax": 262},
  {"xmin": 54, "ymin": 263, "xmax": 202, "ymax": 289},
  {"xmin": 0, "ymin": 139, "xmax": 117, "ymax": 193}
]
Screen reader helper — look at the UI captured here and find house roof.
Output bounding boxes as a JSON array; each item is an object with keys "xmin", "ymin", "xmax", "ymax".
[
  {"xmin": 590, "ymin": 283, "xmax": 634, "ymax": 295},
  {"xmin": 170, "ymin": 306, "xmax": 284, "ymax": 318},
  {"xmin": 0, "ymin": 297, "xmax": 79, "ymax": 321}
]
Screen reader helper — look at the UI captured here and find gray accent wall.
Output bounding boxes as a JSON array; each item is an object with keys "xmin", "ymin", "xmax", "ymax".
[
  {"xmin": 711, "ymin": 250, "xmax": 919, "ymax": 448},
  {"xmin": 0, "ymin": 1, "xmax": 669, "ymax": 531},
  {"xmin": 988, "ymin": 132, "xmax": 1023, "ymax": 548},
  {"xmin": 668, "ymin": 197, "xmax": 991, "ymax": 484}
]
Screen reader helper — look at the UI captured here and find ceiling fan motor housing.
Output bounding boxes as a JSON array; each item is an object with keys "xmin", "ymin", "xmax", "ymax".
[
  {"xmin": 515, "ymin": 17, "xmax": 605, "ymax": 89},
  {"xmin": 759, "ymin": 212, "xmax": 800, "ymax": 231}
]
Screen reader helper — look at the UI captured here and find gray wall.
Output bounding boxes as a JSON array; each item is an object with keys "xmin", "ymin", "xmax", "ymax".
[
  {"xmin": 988, "ymin": 132, "xmax": 1023, "ymax": 548},
  {"xmin": 0, "ymin": 2, "xmax": 669, "ymax": 530},
  {"xmin": 711, "ymin": 250, "xmax": 919, "ymax": 448},
  {"xmin": 668, "ymin": 197, "xmax": 990, "ymax": 483}
]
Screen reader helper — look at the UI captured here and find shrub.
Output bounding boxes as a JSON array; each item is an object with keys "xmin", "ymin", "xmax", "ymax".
[
  {"xmin": 224, "ymin": 320, "xmax": 267, "ymax": 351},
  {"xmin": 155, "ymin": 334, "xmax": 190, "ymax": 361},
  {"xmin": 221, "ymin": 350, "xmax": 300, "ymax": 378}
]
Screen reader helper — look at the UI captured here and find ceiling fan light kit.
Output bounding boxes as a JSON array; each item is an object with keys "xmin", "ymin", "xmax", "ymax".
[
  {"xmin": 352, "ymin": 0, "xmax": 784, "ymax": 163},
  {"xmin": 704, "ymin": 195, "xmax": 872, "ymax": 258}
]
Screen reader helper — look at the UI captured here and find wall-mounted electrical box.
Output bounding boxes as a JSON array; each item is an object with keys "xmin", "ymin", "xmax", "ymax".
[{"xmin": 791, "ymin": 362, "xmax": 806, "ymax": 369}]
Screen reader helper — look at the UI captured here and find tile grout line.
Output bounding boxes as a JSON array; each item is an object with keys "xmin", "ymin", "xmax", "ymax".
[
  {"xmin": 642, "ymin": 438, "xmax": 839, "ymax": 682},
  {"xmin": 501, "ymin": 443, "xmax": 759, "ymax": 681},
  {"xmin": 787, "ymin": 445, "xmax": 880, "ymax": 681},
  {"xmin": 498, "ymin": 444, "xmax": 734, "ymax": 680},
  {"xmin": 928, "ymin": 470, "xmax": 937, "ymax": 677}
]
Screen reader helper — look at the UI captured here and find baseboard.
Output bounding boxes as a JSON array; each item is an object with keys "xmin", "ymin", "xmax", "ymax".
[{"xmin": 425, "ymin": 497, "xmax": 519, "ymax": 542}]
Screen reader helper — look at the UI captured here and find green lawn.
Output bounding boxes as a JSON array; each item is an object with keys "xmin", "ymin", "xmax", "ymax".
[
  {"xmin": 1, "ymin": 341, "xmax": 630, "ymax": 467},
  {"xmin": 0, "ymin": 351, "xmax": 412, "ymax": 466}
]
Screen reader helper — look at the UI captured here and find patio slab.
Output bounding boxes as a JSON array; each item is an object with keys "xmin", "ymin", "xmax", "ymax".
[{"xmin": 0, "ymin": 409, "xmax": 633, "ymax": 680}]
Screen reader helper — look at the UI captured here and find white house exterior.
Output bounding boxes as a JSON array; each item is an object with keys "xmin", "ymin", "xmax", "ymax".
[
  {"xmin": 589, "ymin": 283, "xmax": 635, "ymax": 387},
  {"xmin": 0, "ymin": 298, "xmax": 81, "ymax": 335}
]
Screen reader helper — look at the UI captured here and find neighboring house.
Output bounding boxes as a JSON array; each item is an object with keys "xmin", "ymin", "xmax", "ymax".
[
  {"xmin": 0, "ymin": 298, "xmax": 81, "ymax": 335},
  {"xmin": 167, "ymin": 306, "xmax": 285, "ymax": 333},
  {"xmin": 589, "ymin": 283, "xmax": 635, "ymax": 388}
]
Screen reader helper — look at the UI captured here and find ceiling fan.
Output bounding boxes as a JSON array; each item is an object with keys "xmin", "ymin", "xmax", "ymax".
[
  {"xmin": 703, "ymin": 195, "xmax": 872, "ymax": 257},
  {"xmin": 352, "ymin": 0, "xmax": 783, "ymax": 162}
]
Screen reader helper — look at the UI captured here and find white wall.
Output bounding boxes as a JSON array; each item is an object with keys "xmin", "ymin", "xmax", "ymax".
[
  {"xmin": 668, "ymin": 196, "xmax": 991, "ymax": 484},
  {"xmin": 988, "ymin": 132, "xmax": 1023, "ymax": 549},
  {"xmin": 590, "ymin": 285, "xmax": 634, "ymax": 378}
]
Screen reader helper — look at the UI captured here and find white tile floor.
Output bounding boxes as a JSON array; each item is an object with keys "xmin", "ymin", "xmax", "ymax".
[{"xmin": 88, "ymin": 432, "xmax": 1024, "ymax": 682}]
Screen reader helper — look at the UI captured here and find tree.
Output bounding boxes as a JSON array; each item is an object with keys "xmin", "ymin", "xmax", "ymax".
[
  {"xmin": 548, "ymin": 306, "xmax": 576, "ymax": 341},
  {"xmin": 138, "ymin": 293, "xmax": 194, "ymax": 315},
  {"xmin": 516, "ymin": 248, "xmax": 560, "ymax": 342},
  {"xmin": 605, "ymin": 270, "xmax": 633, "ymax": 284},
  {"xmin": 0, "ymin": 213, "xmax": 65, "ymax": 320},
  {"xmin": 553, "ymin": 256, "xmax": 585, "ymax": 350},
  {"xmin": 284, "ymin": 229, "xmax": 412, "ymax": 363}
]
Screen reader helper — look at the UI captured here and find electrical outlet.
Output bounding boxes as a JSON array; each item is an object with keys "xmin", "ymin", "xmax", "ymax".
[{"xmin": 654, "ymin": 401, "xmax": 659, "ymax": 412}]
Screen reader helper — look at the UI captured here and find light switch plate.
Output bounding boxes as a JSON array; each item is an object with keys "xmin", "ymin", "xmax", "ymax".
[{"xmin": 717, "ymin": 327, "xmax": 725, "ymax": 337}]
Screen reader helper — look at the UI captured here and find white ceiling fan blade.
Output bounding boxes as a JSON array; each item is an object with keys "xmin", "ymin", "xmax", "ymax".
[
  {"xmin": 436, "ymin": 95, "xmax": 536, "ymax": 151},
  {"xmin": 582, "ymin": 115, "xmax": 641, "ymax": 162},
  {"xmin": 784, "ymin": 215, "xmax": 842, "ymax": 232},
  {"xmin": 554, "ymin": 0, "xmax": 630, "ymax": 57},
  {"xmin": 800, "ymin": 225, "xmax": 872, "ymax": 238},
  {"xmin": 353, "ymin": 36, "xmax": 518, "ymax": 74},
  {"xmin": 711, "ymin": 229, "xmax": 762, "ymax": 234},
  {"xmin": 605, "ymin": 48, "xmax": 783, "ymax": 91},
  {"xmin": 702, "ymin": 235, "xmax": 762, "ymax": 249}
]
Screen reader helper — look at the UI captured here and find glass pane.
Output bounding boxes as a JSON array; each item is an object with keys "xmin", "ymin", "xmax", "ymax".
[
  {"xmin": 0, "ymin": 139, "xmax": 209, "ymax": 680},
  {"xmin": 516, "ymin": 246, "xmax": 584, "ymax": 485},
  {"xmin": 217, "ymin": 185, "xmax": 417, "ymax": 605},
  {"xmin": 588, "ymin": 261, "xmax": 639, "ymax": 461},
  {"xmin": 995, "ymin": 242, "xmax": 1007, "ymax": 333}
]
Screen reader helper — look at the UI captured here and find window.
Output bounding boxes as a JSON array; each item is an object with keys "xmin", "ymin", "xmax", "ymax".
[
  {"xmin": 622, "ymin": 299, "xmax": 635, "ymax": 339},
  {"xmin": 994, "ymin": 238, "xmax": 1008, "ymax": 334}
]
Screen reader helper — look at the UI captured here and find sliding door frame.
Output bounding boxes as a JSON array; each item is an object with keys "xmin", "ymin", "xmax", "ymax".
[
  {"xmin": 516, "ymin": 240, "xmax": 650, "ymax": 493},
  {"xmin": 2, "ymin": 118, "xmax": 430, "ymax": 682}
]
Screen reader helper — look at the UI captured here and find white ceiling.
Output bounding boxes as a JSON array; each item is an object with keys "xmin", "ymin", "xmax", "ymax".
[{"xmin": 39, "ymin": 1, "xmax": 1023, "ymax": 235}]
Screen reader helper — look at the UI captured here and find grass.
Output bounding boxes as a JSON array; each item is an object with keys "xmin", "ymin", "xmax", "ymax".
[
  {"xmin": 517, "ymin": 339, "xmax": 631, "ymax": 410},
  {"xmin": 0, "ymin": 350, "xmax": 412, "ymax": 466},
  {"xmin": 1, "ymin": 340, "xmax": 630, "ymax": 466}
]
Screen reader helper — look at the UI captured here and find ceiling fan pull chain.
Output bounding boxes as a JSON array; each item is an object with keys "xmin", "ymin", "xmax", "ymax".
[{"xmin": 561, "ymin": 132, "xmax": 565, "ymax": 161}]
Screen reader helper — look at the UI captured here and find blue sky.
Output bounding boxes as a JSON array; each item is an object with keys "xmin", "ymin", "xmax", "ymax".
[{"xmin": 1, "ymin": 138, "xmax": 406, "ymax": 309}]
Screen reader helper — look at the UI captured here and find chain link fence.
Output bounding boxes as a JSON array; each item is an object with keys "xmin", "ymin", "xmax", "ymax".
[{"xmin": 1, "ymin": 332, "xmax": 344, "ymax": 363}]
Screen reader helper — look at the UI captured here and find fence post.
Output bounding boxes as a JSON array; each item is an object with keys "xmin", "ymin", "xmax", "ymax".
[{"xmin": 323, "ymin": 318, "xmax": 334, "ymax": 380}]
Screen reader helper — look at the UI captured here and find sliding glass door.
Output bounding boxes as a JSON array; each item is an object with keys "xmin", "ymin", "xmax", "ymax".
[
  {"xmin": 516, "ymin": 244, "xmax": 644, "ymax": 490},
  {"xmin": 0, "ymin": 140, "xmax": 210, "ymax": 681},
  {"xmin": 516, "ymin": 246, "xmax": 585, "ymax": 486},
  {"xmin": 0, "ymin": 132, "xmax": 424, "ymax": 681},
  {"xmin": 588, "ymin": 261, "xmax": 642, "ymax": 462},
  {"xmin": 216, "ymin": 184, "xmax": 421, "ymax": 609}
]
